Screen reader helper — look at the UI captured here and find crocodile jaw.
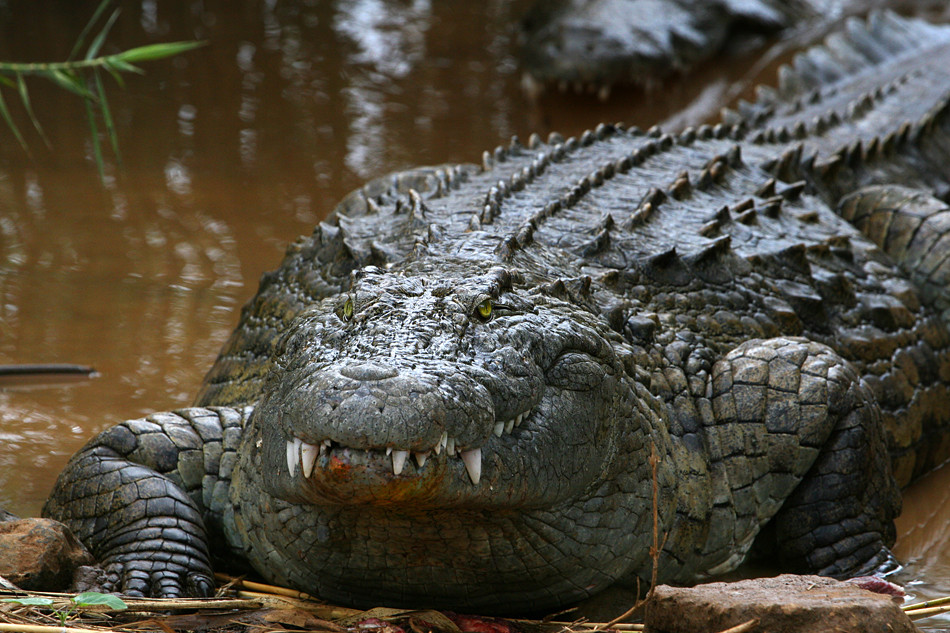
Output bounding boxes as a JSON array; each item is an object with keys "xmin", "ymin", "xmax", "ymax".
[{"xmin": 282, "ymin": 405, "xmax": 530, "ymax": 486}]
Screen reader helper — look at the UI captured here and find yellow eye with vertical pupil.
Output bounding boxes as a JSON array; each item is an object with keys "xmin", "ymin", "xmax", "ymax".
[
  {"xmin": 476, "ymin": 299, "xmax": 492, "ymax": 321},
  {"xmin": 342, "ymin": 298, "xmax": 354, "ymax": 321}
]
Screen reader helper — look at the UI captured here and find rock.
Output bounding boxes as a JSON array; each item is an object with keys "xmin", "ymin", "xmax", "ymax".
[
  {"xmin": 0, "ymin": 506, "xmax": 18, "ymax": 523},
  {"xmin": 644, "ymin": 575, "xmax": 915, "ymax": 633},
  {"xmin": 0, "ymin": 518, "xmax": 94, "ymax": 590},
  {"xmin": 70, "ymin": 564, "xmax": 108, "ymax": 593}
]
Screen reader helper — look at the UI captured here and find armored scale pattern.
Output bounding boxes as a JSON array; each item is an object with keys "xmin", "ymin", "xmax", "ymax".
[
  {"xmin": 519, "ymin": 0, "xmax": 802, "ymax": 92},
  {"xmin": 45, "ymin": 12, "xmax": 950, "ymax": 613}
]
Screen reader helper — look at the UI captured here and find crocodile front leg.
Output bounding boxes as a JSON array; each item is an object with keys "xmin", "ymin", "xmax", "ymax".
[
  {"xmin": 43, "ymin": 406, "xmax": 252, "ymax": 597},
  {"xmin": 706, "ymin": 337, "xmax": 901, "ymax": 578}
]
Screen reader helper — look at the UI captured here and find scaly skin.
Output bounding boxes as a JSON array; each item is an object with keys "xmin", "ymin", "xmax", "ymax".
[
  {"xmin": 518, "ymin": 0, "xmax": 950, "ymax": 94},
  {"xmin": 518, "ymin": 0, "xmax": 807, "ymax": 92},
  {"xmin": 46, "ymin": 12, "xmax": 950, "ymax": 613}
]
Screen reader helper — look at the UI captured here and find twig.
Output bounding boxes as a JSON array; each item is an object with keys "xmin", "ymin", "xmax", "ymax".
[
  {"xmin": 545, "ymin": 622, "xmax": 645, "ymax": 631},
  {"xmin": 117, "ymin": 597, "xmax": 263, "ymax": 612},
  {"xmin": 0, "ymin": 624, "xmax": 114, "ymax": 633},
  {"xmin": 214, "ymin": 572, "xmax": 318, "ymax": 600},
  {"xmin": 591, "ymin": 444, "xmax": 667, "ymax": 632},
  {"xmin": 903, "ymin": 594, "xmax": 950, "ymax": 611},
  {"xmin": 233, "ymin": 590, "xmax": 364, "ymax": 619},
  {"xmin": 592, "ymin": 596, "xmax": 643, "ymax": 632},
  {"xmin": 905, "ymin": 604, "xmax": 950, "ymax": 621},
  {"xmin": 0, "ymin": 363, "xmax": 95, "ymax": 377},
  {"xmin": 714, "ymin": 620, "xmax": 757, "ymax": 633}
]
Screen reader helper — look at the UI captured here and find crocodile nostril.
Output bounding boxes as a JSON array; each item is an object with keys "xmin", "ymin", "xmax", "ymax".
[{"xmin": 339, "ymin": 363, "xmax": 399, "ymax": 381}]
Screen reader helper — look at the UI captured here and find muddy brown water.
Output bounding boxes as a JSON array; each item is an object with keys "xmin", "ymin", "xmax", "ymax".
[{"xmin": 0, "ymin": 0, "xmax": 948, "ymax": 621}]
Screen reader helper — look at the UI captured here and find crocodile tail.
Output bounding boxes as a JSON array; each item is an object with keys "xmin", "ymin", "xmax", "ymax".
[{"xmin": 723, "ymin": 11, "xmax": 950, "ymax": 128}]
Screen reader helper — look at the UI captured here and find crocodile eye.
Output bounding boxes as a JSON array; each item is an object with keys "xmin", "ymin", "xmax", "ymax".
[
  {"xmin": 475, "ymin": 298, "xmax": 493, "ymax": 321},
  {"xmin": 340, "ymin": 297, "xmax": 354, "ymax": 321}
]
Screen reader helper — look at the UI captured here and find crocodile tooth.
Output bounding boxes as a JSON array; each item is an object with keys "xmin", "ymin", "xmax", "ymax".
[
  {"xmin": 301, "ymin": 442, "xmax": 319, "ymax": 478},
  {"xmin": 414, "ymin": 451, "xmax": 430, "ymax": 468},
  {"xmin": 446, "ymin": 436, "xmax": 456, "ymax": 456},
  {"xmin": 505, "ymin": 419, "xmax": 514, "ymax": 434},
  {"xmin": 392, "ymin": 450, "xmax": 409, "ymax": 475},
  {"xmin": 460, "ymin": 448, "xmax": 482, "ymax": 485},
  {"xmin": 286, "ymin": 439, "xmax": 300, "ymax": 477},
  {"xmin": 321, "ymin": 439, "xmax": 331, "ymax": 454},
  {"xmin": 435, "ymin": 431, "xmax": 447, "ymax": 455},
  {"xmin": 386, "ymin": 447, "xmax": 393, "ymax": 456},
  {"xmin": 493, "ymin": 421, "xmax": 505, "ymax": 437},
  {"xmin": 515, "ymin": 412, "xmax": 524, "ymax": 426}
]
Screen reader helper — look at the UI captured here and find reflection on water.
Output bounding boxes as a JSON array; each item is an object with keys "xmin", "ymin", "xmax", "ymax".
[
  {"xmin": 895, "ymin": 459, "xmax": 950, "ymax": 628},
  {"xmin": 334, "ymin": 0, "xmax": 433, "ymax": 177},
  {"xmin": 0, "ymin": 0, "xmax": 537, "ymax": 517},
  {"xmin": 0, "ymin": 0, "xmax": 949, "ymax": 613}
]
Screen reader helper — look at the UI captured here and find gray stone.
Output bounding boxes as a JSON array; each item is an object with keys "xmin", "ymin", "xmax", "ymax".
[{"xmin": 644, "ymin": 575, "xmax": 915, "ymax": 633}]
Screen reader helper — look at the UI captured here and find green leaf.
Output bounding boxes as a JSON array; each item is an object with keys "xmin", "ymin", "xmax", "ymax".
[
  {"xmin": 69, "ymin": 0, "xmax": 115, "ymax": 61},
  {"xmin": 103, "ymin": 57, "xmax": 144, "ymax": 75},
  {"xmin": 0, "ymin": 88, "xmax": 29, "ymax": 154},
  {"xmin": 115, "ymin": 40, "xmax": 206, "ymax": 64},
  {"xmin": 94, "ymin": 69, "xmax": 120, "ymax": 163},
  {"xmin": 86, "ymin": 8, "xmax": 121, "ymax": 61},
  {"xmin": 47, "ymin": 69, "xmax": 96, "ymax": 99},
  {"xmin": 1, "ymin": 597, "xmax": 55, "ymax": 606},
  {"xmin": 84, "ymin": 85, "xmax": 106, "ymax": 180},
  {"xmin": 17, "ymin": 72, "xmax": 49, "ymax": 147},
  {"xmin": 104, "ymin": 64, "xmax": 126, "ymax": 88},
  {"xmin": 72, "ymin": 592, "xmax": 127, "ymax": 610}
]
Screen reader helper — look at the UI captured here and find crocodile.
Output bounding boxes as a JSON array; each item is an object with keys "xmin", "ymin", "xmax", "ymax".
[
  {"xmin": 44, "ymin": 11, "xmax": 950, "ymax": 614},
  {"xmin": 518, "ymin": 0, "xmax": 948, "ymax": 96}
]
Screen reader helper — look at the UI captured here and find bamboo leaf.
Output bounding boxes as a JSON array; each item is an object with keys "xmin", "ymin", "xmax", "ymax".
[
  {"xmin": 47, "ymin": 69, "xmax": 96, "ymax": 99},
  {"xmin": 0, "ymin": 75, "xmax": 15, "ymax": 89},
  {"xmin": 114, "ymin": 41, "xmax": 206, "ymax": 64},
  {"xmin": 103, "ymin": 57, "xmax": 143, "ymax": 75},
  {"xmin": 69, "ymin": 0, "xmax": 115, "ymax": 61},
  {"xmin": 84, "ymin": 83, "xmax": 105, "ymax": 180},
  {"xmin": 104, "ymin": 64, "xmax": 125, "ymax": 88},
  {"xmin": 86, "ymin": 8, "xmax": 120, "ymax": 61},
  {"xmin": 17, "ymin": 72, "xmax": 49, "ymax": 147},
  {"xmin": 0, "ymin": 88, "xmax": 29, "ymax": 155},
  {"xmin": 94, "ymin": 70, "xmax": 120, "ymax": 164}
]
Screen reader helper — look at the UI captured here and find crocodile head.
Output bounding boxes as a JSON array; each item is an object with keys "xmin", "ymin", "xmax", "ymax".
[
  {"xmin": 254, "ymin": 260, "xmax": 637, "ymax": 509},
  {"xmin": 238, "ymin": 259, "xmax": 668, "ymax": 610}
]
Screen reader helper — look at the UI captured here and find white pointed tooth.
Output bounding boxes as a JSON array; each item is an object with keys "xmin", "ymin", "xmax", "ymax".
[
  {"xmin": 301, "ymin": 442, "xmax": 319, "ymax": 478},
  {"xmin": 392, "ymin": 449, "xmax": 409, "ymax": 475},
  {"xmin": 515, "ymin": 413, "xmax": 524, "ymax": 426},
  {"xmin": 493, "ymin": 421, "xmax": 505, "ymax": 437},
  {"xmin": 286, "ymin": 439, "xmax": 298, "ymax": 477},
  {"xmin": 386, "ymin": 446, "xmax": 393, "ymax": 456},
  {"xmin": 446, "ymin": 436, "xmax": 456, "ymax": 456},
  {"xmin": 414, "ymin": 451, "xmax": 430, "ymax": 468},
  {"xmin": 460, "ymin": 448, "xmax": 482, "ymax": 485},
  {"xmin": 505, "ymin": 419, "xmax": 515, "ymax": 434},
  {"xmin": 321, "ymin": 439, "xmax": 331, "ymax": 454},
  {"xmin": 435, "ymin": 431, "xmax": 447, "ymax": 455}
]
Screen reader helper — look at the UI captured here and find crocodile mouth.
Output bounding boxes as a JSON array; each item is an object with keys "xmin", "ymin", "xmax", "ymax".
[{"xmin": 283, "ymin": 409, "xmax": 531, "ymax": 486}]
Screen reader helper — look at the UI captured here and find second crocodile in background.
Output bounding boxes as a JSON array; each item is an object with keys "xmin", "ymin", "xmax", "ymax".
[{"xmin": 45, "ymin": 11, "xmax": 950, "ymax": 614}]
